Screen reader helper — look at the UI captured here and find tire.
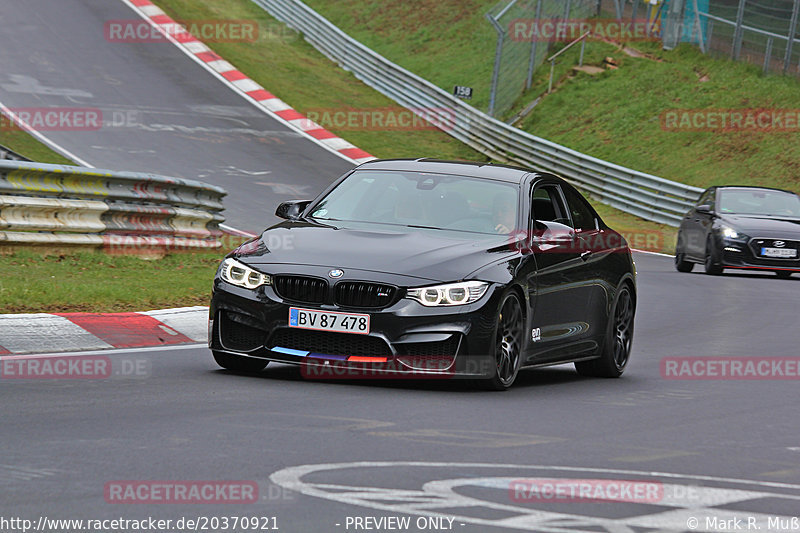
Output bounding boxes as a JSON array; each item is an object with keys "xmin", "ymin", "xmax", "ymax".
[
  {"xmin": 775, "ymin": 270, "xmax": 793, "ymax": 279},
  {"xmin": 704, "ymin": 237, "xmax": 723, "ymax": 275},
  {"xmin": 675, "ymin": 252, "xmax": 694, "ymax": 272},
  {"xmin": 213, "ymin": 350, "xmax": 268, "ymax": 372},
  {"xmin": 576, "ymin": 284, "xmax": 634, "ymax": 378},
  {"xmin": 482, "ymin": 292, "xmax": 525, "ymax": 390}
]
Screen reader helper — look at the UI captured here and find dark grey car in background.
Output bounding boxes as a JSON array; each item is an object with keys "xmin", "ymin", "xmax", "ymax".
[{"xmin": 676, "ymin": 186, "xmax": 800, "ymax": 277}]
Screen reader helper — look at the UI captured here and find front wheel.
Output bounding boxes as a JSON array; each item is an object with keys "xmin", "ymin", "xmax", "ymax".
[
  {"xmin": 704, "ymin": 237, "xmax": 723, "ymax": 275},
  {"xmin": 213, "ymin": 350, "xmax": 269, "ymax": 372},
  {"xmin": 576, "ymin": 285, "xmax": 634, "ymax": 378},
  {"xmin": 483, "ymin": 292, "xmax": 524, "ymax": 390},
  {"xmin": 675, "ymin": 251, "xmax": 694, "ymax": 272}
]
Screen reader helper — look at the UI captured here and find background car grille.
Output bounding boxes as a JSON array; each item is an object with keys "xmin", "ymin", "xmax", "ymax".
[
  {"xmin": 273, "ymin": 275, "xmax": 328, "ymax": 304},
  {"xmin": 335, "ymin": 282, "xmax": 398, "ymax": 308},
  {"xmin": 747, "ymin": 238, "xmax": 800, "ymax": 263},
  {"xmin": 219, "ymin": 312, "xmax": 266, "ymax": 352},
  {"xmin": 269, "ymin": 329, "xmax": 391, "ymax": 358}
]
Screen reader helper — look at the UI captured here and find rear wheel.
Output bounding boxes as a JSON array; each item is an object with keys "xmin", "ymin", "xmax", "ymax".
[
  {"xmin": 483, "ymin": 293, "xmax": 524, "ymax": 390},
  {"xmin": 213, "ymin": 350, "xmax": 268, "ymax": 372},
  {"xmin": 704, "ymin": 237, "xmax": 723, "ymax": 275},
  {"xmin": 576, "ymin": 285, "xmax": 634, "ymax": 378},
  {"xmin": 775, "ymin": 270, "xmax": 793, "ymax": 279}
]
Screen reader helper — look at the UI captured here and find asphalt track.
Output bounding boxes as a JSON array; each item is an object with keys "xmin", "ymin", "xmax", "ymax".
[
  {"xmin": 2, "ymin": 0, "xmax": 800, "ymax": 531},
  {"xmin": 3, "ymin": 253, "xmax": 799, "ymax": 531},
  {"xmin": 0, "ymin": 0, "xmax": 353, "ymax": 233}
]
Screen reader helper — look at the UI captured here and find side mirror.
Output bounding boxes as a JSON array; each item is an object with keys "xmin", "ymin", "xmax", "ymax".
[
  {"xmin": 276, "ymin": 200, "xmax": 311, "ymax": 220},
  {"xmin": 695, "ymin": 204, "xmax": 713, "ymax": 215},
  {"xmin": 532, "ymin": 220, "xmax": 576, "ymax": 245}
]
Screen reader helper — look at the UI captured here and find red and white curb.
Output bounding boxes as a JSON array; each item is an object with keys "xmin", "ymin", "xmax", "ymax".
[
  {"xmin": 0, "ymin": 306, "xmax": 207, "ymax": 355},
  {"xmin": 122, "ymin": 0, "xmax": 375, "ymax": 166}
]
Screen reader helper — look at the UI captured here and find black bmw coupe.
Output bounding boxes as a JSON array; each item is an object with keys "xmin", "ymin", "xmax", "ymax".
[
  {"xmin": 675, "ymin": 185, "xmax": 800, "ymax": 277},
  {"xmin": 209, "ymin": 159, "xmax": 637, "ymax": 389}
]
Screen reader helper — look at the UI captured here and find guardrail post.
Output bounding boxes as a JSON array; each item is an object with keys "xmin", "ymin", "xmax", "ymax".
[
  {"xmin": 783, "ymin": 0, "xmax": 800, "ymax": 74},
  {"xmin": 526, "ymin": 0, "xmax": 544, "ymax": 90},
  {"xmin": 732, "ymin": 0, "xmax": 746, "ymax": 60}
]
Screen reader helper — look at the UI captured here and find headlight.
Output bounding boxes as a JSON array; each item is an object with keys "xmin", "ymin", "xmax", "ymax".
[
  {"xmin": 406, "ymin": 281, "xmax": 489, "ymax": 307},
  {"xmin": 720, "ymin": 226, "xmax": 747, "ymax": 240},
  {"xmin": 219, "ymin": 258, "xmax": 271, "ymax": 289}
]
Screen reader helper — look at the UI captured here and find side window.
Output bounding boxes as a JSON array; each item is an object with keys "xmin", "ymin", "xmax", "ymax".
[
  {"xmin": 562, "ymin": 186, "xmax": 598, "ymax": 232},
  {"xmin": 696, "ymin": 189, "xmax": 711, "ymax": 207},
  {"xmin": 531, "ymin": 185, "xmax": 568, "ymax": 224}
]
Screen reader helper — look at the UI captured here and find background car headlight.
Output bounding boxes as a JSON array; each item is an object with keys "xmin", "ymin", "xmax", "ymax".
[
  {"xmin": 720, "ymin": 226, "xmax": 748, "ymax": 240},
  {"xmin": 219, "ymin": 258, "xmax": 271, "ymax": 289},
  {"xmin": 407, "ymin": 281, "xmax": 489, "ymax": 306}
]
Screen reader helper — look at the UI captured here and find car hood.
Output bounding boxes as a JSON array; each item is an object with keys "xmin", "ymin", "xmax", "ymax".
[
  {"xmin": 721, "ymin": 214, "xmax": 800, "ymax": 238},
  {"xmin": 233, "ymin": 220, "xmax": 517, "ymax": 284}
]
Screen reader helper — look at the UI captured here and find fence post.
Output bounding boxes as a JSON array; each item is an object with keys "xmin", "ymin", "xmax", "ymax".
[
  {"xmin": 632, "ymin": 0, "xmax": 639, "ymax": 22},
  {"xmin": 487, "ymin": 13, "xmax": 505, "ymax": 117},
  {"xmin": 764, "ymin": 36, "xmax": 774, "ymax": 74},
  {"xmin": 526, "ymin": 0, "xmax": 544, "ymax": 89},
  {"xmin": 615, "ymin": 0, "xmax": 623, "ymax": 20},
  {"xmin": 706, "ymin": 18, "xmax": 714, "ymax": 51},
  {"xmin": 732, "ymin": 0, "xmax": 746, "ymax": 60},
  {"xmin": 783, "ymin": 0, "xmax": 800, "ymax": 74}
]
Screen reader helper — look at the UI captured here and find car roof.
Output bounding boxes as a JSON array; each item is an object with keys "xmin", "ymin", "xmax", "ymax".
[
  {"xmin": 355, "ymin": 158, "xmax": 533, "ymax": 184},
  {"xmin": 711, "ymin": 185, "xmax": 797, "ymax": 195}
]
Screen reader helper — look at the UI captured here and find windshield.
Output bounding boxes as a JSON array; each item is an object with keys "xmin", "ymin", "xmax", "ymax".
[
  {"xmin": 309, "ymin": 170, "xmax": 520, "ymax": 234},
  {"xmin": 718, "ymin": 188, "xmax": 800, "ymax": 217}
]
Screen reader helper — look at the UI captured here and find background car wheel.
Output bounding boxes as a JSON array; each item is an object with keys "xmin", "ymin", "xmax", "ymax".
[
  {"xmin": 775, "ymin": 271, "xmax": 793, "ymax": 279},
  {"xmin": 704, "ymin": 237, "xmax": 723, "ymax": 275},
  {"xmin": 576, "ymin": 284, "xmax": 634, "ymax": 378},
  {"xmin": 675, "ymin": 251, "xmax": 694, "ymax": 272},
  {"xmin": 483, "ymin": 292, "xmax": 524, "ymax": 391},
  {"xmin": 213, "ymin": 350, "xmax": 268, "ymax": 372}
]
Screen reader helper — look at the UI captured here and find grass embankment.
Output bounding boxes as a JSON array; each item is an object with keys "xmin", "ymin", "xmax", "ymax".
[
  {"xmin": 0, "ymin": 127, "xmax": 75, "ymax": 165},
  {"xmin": 0, "ymin": 251, "xmax": 224, "ymax": 314}
]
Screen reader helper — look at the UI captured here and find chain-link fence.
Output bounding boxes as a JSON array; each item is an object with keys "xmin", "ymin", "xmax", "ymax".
[
  {"xmin": 659, "ymin": 0, "xmax": 800, "ymax": 76},
  {"xmin": 485, "ymin": 0, "xmax": 598, "ymax": 118}
]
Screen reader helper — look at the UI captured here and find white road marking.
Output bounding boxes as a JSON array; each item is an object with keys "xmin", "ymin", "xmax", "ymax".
[
  {"xmin": 0, "ymin": 343, "xmax": 206, "ymax": 359},
  {"xmin": 270, "ymin": 462, "xmax": 800, "ymax": 533}
]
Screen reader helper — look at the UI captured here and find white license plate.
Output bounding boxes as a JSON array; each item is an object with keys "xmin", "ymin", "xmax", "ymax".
[
  {"xmin": 288, "ymin": 308, "xmax": 370, "ymax": 335},
  {"xmin": 761, "ymin": 247, "xmax": 797, "ymax": 258}
]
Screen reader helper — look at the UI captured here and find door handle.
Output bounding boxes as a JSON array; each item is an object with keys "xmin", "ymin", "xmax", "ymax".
[{"xmin": 580, "ymin": 250, "xmax": 593, "ymax": 261}]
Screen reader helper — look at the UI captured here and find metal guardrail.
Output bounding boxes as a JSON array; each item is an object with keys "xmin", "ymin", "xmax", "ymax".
[
  {"xmin": 0, "ymin": 160, "xmax": 226, "ymax": 251},
  {"xmin": 252, "ymin": 0, "xmax": 704, "ymax": 227}
]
